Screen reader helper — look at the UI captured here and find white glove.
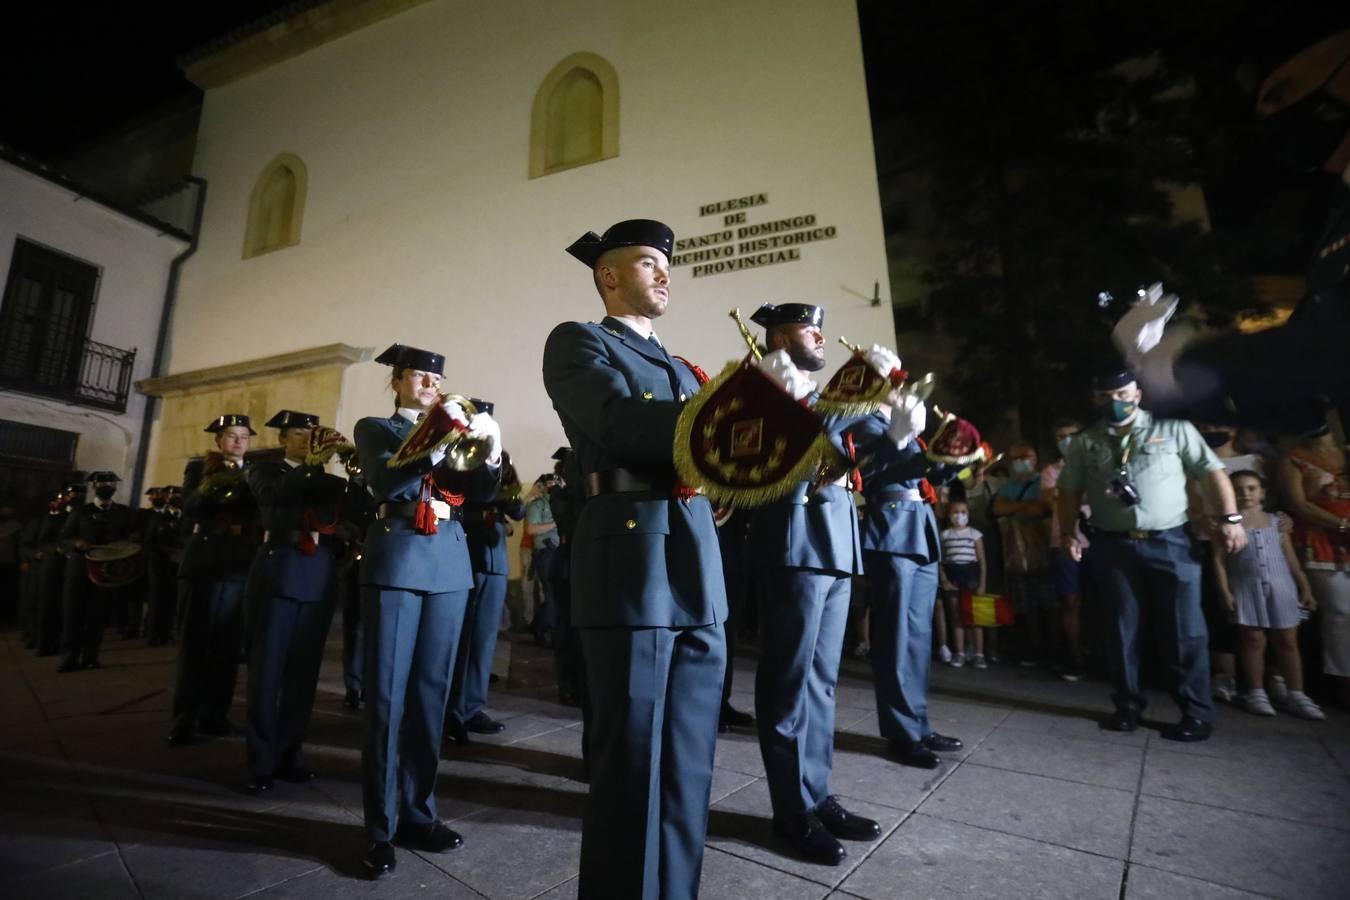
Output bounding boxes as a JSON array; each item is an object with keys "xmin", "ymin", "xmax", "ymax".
[
  {"xmin": 467, "ymin": 412, "xmax": 503, "ymax": 465},
  {"xmin": 756, "ymin": 348, "xmax": 816, "ymax": 401},
  {"xmin": 1113, "ymin": 282, "xmax": 1178, "ymax": 360},
  {"xmin": 864, "ymin": 344, "xmax": 903, "ymax": 377},
  {"xmin": 441, "ymin": 398, "xmax": 470, "ymax": 428},
  {"xmin": 886, "ymin": 394, "xmax": 927, "ymax": 449}
]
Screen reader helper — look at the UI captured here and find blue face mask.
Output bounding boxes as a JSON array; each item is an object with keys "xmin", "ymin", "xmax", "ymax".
[{"xmin": 1098, "ymin": 399, "xmax": 1137, "ymax": 425}]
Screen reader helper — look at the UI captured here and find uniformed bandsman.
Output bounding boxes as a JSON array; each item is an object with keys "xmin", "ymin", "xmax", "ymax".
[
  {"xmin": 744, "ymin": 303, "xmax": 881, "ymax": 865},
  {"xmin": 58, "ymin": 471, "xmax": 138, "ymax": 671},
  {"xmin": 168, "ymin": 414, "xmax": 258, "ymax": 745},
  {"xmin": 35, "ymin": 479, "xmax": 82, "ymax": 657},
  {"xmin": 542, "ymin": 219, "xmax": 727, "ymax": 900},
  {"xmin": 243, "ymin": 410, "xmax": 349, "ymax": 794},
  {"xmin": 355, "ymin": 343, "xmax": 502, "ymax": 879}
]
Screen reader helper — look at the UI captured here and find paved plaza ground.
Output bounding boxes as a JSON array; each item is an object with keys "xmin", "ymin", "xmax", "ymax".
[{"xmin": 3, "ymin": 623, "xmax": 1350, "ymax": 900}]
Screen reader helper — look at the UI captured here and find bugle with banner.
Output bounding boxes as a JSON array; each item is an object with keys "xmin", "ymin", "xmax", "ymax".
[
  {"xmin": 387, "ymin": 394, "xmax": 494, "ymax": 471},
  {"xmin": 672, "ymin": 309, "xmax": 844, "ymax": 508},
  {"xmin": 306, "ymin": 426, "xmax": 362, "ymax": 477},
  {"xmin": 814, "ymin": 337, "xmax": 934, "ymax": 416}
]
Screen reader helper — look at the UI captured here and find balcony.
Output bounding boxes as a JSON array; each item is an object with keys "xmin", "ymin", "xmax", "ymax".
[{"xmin": 0, "ymin": 337, "xmax": 137, "ymax": 412}]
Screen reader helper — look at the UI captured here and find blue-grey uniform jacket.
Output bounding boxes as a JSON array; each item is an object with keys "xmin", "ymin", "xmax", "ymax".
[
  {"xmin": 844, "ymin": 413, "xmax": 947, "ymax": 563},
  {"xmin": 746, "ymin": 406, "xmax": 864, "ymax": 575},
  {"xmin": 542, "ymin": 316, "xmax": 727, "ymax": 628},
  {"xmin": 463, "ymin": 497, "xmax": 525, "ymax": 576},
  {"xmin": 353, "ymin": 414, "xmax": 500, "ymax": 593},
  {"xmin": 179, "ymin": 462, "xmax": 258, "ymax": 579},
  {"xmin": 244, "ymin": 461, "xmax": 350, "ymax": 603}
]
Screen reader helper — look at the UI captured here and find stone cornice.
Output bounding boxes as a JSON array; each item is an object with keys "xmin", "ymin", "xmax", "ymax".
[
  {"xmin": 182, "ymin": 0, "xmax": 434, "ymax": 90},
  {"xmin": 137, "ymin": 343, "xmax": 371, "ymax": 396}
]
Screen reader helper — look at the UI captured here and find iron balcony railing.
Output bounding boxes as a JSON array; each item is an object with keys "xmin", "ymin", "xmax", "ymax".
[{"xmin": 0, "ymin": 337, "xmax": 137, "ymax": 412}]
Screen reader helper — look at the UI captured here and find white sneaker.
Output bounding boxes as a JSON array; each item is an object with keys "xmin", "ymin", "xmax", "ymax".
[
  {"xmin": 1283, "ymin": 691, "xmax": 1327, "ymax": 721},
  {"xmin": 950, "ymin": 652, "xmax": 966, "ymax": 668},
  {"xmin": 939, "ymin": 645, "xmax": 953, "ymax": 664},
  {"xmin": 1244, "ymin": 689, "xmax": 1276, "ymax": 716},
  {"xmin": 1211, "ymin": 674, "xmax": 1235, "ymax": 704},
  {"xmin": 1268, "ymin": 674, "xmax": 1289, "ymax": 704},
  {"xmin": 972, "ymin": 654, "xmax": 988, "ymax": 669}
]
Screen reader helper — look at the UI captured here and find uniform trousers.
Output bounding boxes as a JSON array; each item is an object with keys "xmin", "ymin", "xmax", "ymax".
[
  {"xmin": 865, "ymin": 553, "xmax": 939, "ymax": 746},
  {"xmin": 172, "ymin": 574, "xmax": 246, "ymax": 732},
  {"xmin": 449, "ymin": 571, "xmax": 506, "ymax": 724},
  {"xmin": 754, "ymin": 567, "xmax": 850, "ymax": 816},
  {"xmin": 60, "ymin": 560, "xmax": 109, "ymax": 665},
  {"xmin": 246, "ymin": 594, "xmax": 335, "ymax": 777},
  {"xmin": 579, "ymin": 623, "xmax": 725, "ymax": 900},
  {"xmin": 340, "ymin": 565, "xmax": 364, "ymax": 695},
  {"xmin": 36, "ymin": 555, "xmax": 65, "ymax": 655},
  {"xmin": 1089, "ymin": 528, "xmax": 1212, "ymax": 722},
  {"xmin": 361, "ymin": 587, "xmax": 466, "ymax": 842},
  {"xmin": 145, "ymin": 557, "xmax": 177, "ymax": 644}
]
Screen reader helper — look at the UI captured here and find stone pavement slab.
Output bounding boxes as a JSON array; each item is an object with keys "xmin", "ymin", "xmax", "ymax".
[
  {"xmin": 964, "ymin": 725, "xmax": 1146, "ymax": 790},
  {"xmin": 1123, "ymin": 864, "xmax": 1270, "ymax": 900},
  {"xmin": 839, "ymin": 813, "xmax": 1123, "ymax": 900}
]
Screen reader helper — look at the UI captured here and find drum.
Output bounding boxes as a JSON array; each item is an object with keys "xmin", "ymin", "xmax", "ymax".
[{"xmin": 86, "ymin": 541, "xmax": 144, "ymax": 588}]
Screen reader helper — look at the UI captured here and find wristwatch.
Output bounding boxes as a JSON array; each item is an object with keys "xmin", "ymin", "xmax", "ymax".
[{"xmin": 1220, "ymin": 513, "xmax": 1243, "ymax": 525}]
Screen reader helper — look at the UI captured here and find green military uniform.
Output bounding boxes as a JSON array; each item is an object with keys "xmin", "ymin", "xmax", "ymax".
[{"xmin": 1060, "ymin": 409, "xmax": 1225, "ymax": 724}]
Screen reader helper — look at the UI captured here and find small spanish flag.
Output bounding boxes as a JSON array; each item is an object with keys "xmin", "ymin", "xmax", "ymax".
[{"xmin": 960, "ymin": 592, "xmax": 1014, "ymax": 628}]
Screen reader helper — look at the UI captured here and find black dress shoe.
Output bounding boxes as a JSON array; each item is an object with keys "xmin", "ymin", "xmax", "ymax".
[
  {"xmin": 246, "ymin": 777, "xmax": 274, "ymax": 795},
  {"xmin": 57, "ymin": 657, "xmax": 81, "ymax": 673},
  {"xmin": 772, "ymin": 811, "xmax": 846, "ymax": 866},
  {"xmin": 922, "ymin": 732, "xmax": 963, "ymax": 753},
  {"xmin": 394, "ymin": 821, "xmax": 464, "ymax": 853},
  {"xmin": 276, "ymin": 766, "xmax": 316, "ymax": 783},
  {"xmin": 464, "ymin": 712, "xmax": 506, "ymax": 734},
  {"xmin": 444, "ymin": 717, "xmax": 470, "ymax": 745},
  {"xmin": 82, "ymin": 659, "xmax": 101, "ymax": 670},
  {"xmin": 815, "ymin": 796, "xmax": 881, "ymax": 841},
  {"xmin": 888, "ymin": 741, "xmax": 941, "ymax": 769},
  {"xmin": 720, "ymin": 703, "xmax": 754, "ymax": 729},
  {"xmin": 363, "ymin": 841, "xmax": 396, "ymax": 879},
  {"xmin": 1162, "ymin": 716, "xmax": 1213, "ymax": 743},
  {"xmin": 1100, "ymin": 709, "xmax": 1140, "ymax": 733},
  {"xmin": 343, "ymin": 688, "xmax": 361, "ymax": 710}
]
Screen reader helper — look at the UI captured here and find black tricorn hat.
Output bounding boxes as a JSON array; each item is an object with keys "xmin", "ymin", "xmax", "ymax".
[
  {"xmin": 468, "ymin": 397, "xmax": 495, "ymax": 417},
  {"xmin": 145, "ymin": 486, "xmax": 164, "ymax": 495},
  {"xmin": 566, "ymin": 219, "xmax": 675, "ymax": 267},
  {"xmin": 551, "ymin": 446, "xmax": 571, "ymax": 461},
  {"xmin": 1090, "ymin": 349, "xmax": 1137, "ymax": 391},
  {"xmin": 88, "ymin": 471, "xmax": 121, "ymax": 484},
  {"xmin": 264, "ymin": 409, "xmax": 320, "ymax": 430},
  {"xmin": 374, "ymin": 343, "xmax": 445, "ymax": 376},
  {"xmin": 750, "ymin": 303, "xmax": 825, "ymax": 329},
  {"xmin": 164, "ymin": 485, "xmax": 182, "ymax": 493},
  {"xmin": 205, "ymin": 414, "xmax": 256, "ymax": 435}
]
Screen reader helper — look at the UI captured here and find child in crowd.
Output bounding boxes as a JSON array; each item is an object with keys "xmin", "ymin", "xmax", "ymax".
[
  {"xmin": 939, "ymin": 500, "xmax": 992, "ymax": 668},
  {"xmin": 1212, "ymin": 471, "xmax": 1325, "ymax": 719}
]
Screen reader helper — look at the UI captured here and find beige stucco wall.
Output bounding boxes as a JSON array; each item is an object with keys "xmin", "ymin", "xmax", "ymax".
[{"xmin": 157, "ymin": 0, "xmax": 894, "ymax": 494}]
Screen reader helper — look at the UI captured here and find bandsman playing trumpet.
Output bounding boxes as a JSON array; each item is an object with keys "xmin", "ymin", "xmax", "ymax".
[
  {"xmin": 169, "ymin": 414, "xmax": 258, "ymax": 746},
  {"xmin": 355, "ymin": 343, "xmax": 502, "ymax": 879},
  {"xmin": 241, "ymin": 410, "xmax": 352, "ymax": 794}
]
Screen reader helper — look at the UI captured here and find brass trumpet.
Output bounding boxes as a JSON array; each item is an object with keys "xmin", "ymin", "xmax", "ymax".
[
  {"xmin": 729, "ymin": 309, "xmax": 765, "ymax": 362},
  {"xmin": 437, "ymin": 394, "xmax": 494, "ymax": 471},
  {"xmin": 306, "ymin": 426, "xmax": 363, "ymax": 477}
]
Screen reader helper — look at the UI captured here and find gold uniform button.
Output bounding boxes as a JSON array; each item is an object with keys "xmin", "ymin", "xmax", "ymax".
[
  {"xmin": 625, "ymin": 519, "xmax": 637, "ymax": 530},
  {"xmin": 642, "ymin": 391, "xmax": 654, "ymax": 400},
  {"xmin": 888, "ymin": 503, "xmax": 897, "ymax": 510},
  {"xmin": 679, "ymin": 393, "xmax": 687, "ymax": 401}
]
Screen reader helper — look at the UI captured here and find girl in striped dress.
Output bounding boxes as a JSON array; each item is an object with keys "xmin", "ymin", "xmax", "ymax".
[{"xmin": 1212, "ymin": 471, "xmax": 1324, "ymax": 719}]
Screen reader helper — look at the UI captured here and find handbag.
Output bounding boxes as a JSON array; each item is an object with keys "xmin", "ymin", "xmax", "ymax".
[{"xmin": 960, "ymin": 591, "xmax": 1014, "ymax": 628}]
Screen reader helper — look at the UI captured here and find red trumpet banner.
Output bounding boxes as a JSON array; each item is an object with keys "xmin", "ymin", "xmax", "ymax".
[
  {"xmin": 673, "ymin": 359, "xmax": 837, "ymax": 508},
  {"xmin": 389, "ymin": 404, "xmax": 466, "ymax": 468},
  {"xmin": 814, "ymin": 352, "xmax": 900, "ymax": 415}
]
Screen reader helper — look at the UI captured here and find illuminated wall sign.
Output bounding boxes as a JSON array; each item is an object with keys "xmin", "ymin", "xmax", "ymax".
[{"xmin": 673, "ymin": 192, "xmax": 838, "ymax": 278}]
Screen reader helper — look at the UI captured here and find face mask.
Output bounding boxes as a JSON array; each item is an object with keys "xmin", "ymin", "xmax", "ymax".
[
  {"xmin": 1010, "ymin": 459, "xmax": 1035, "ymax": 476},
  {"xmin": 1057, "ymin": 436, "xmax": 1074, "ymax": 456},
  {"xmin": 94, "ymin": 486, "xmax": 116, "ymax": 501},
  {"xmin": 168, "ymin": 495, "xmax": 183, "ymax": 509},
  {"xmin": 1202, "ymin": 432, "xmax": 1231, "ymax": 449},
  {"xmin": 950, "ymin": 512, "xmax": 969, "ymax": 527},
  {"xmin": 1097, "ymin": 399, "xmax": 1137, "ymax": 425},
  {"xmin": 150, "ymin": 497, "xmax": 167, "ymax": 509}
]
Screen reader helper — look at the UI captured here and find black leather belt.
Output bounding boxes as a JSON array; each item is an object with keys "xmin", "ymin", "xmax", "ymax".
[
  {"xmin": 586, "ymin": 469, "xmax": 674, "ymax": 498},
  {"xmin": 377, "ymin": 501, "xmax": 462, "ymax": 521},
  {"xmin": 1086, "ymin": 524, "xmax": 1186, "ymax": 541}
]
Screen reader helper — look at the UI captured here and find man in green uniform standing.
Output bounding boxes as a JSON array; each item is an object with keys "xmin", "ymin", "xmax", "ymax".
[{"xmin": 1057, "ymin": 367, "xmax": 1247, "ymax": 742}]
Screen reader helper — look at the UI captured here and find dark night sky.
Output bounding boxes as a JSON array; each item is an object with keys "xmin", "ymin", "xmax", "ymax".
[{"xmin": 0, "ymin": 2, "xmax": 299, "ymax": 159}]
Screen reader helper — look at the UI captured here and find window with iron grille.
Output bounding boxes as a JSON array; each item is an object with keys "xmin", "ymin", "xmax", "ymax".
[
  {"xmin": 0, "ymin": 238, "xmax": 100, "ymax": 391},
  {"xmin": 0, "ymin": 419, "xmax": 78, "ymax": 470}
]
